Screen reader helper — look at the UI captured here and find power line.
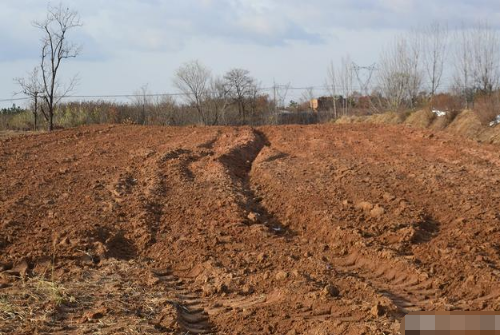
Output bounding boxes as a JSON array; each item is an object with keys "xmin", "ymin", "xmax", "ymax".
[
  {"xmin": 0, "ymin": 83, "xmax": 490, "ymax": 104},
  {"xmin": 0, "ymin": 97, "xmax": 31, "ymax": 103},
  {"xmin": 0, "ymin": 88, "xmax": 314, "ymax": 103}
]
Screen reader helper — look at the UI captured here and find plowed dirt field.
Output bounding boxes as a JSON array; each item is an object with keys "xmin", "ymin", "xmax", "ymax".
[{"xmin": 1, "ymin": 124, "xmax": 500, "ymax": 334}]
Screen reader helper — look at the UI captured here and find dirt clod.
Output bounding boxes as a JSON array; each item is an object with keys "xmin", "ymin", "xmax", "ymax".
[
  {"xmin": 322, "ymin": 284, "xmax": 340, "ymax": 298},
  {"xmin": 247, "ymin": 212, "xmax": 259, "ymax": 223},
  {"xmin": 356, "ymin": 201, "xmax": 374, "ymax": 211},
  {"xmin": 275, "ymin": 271, "xmax": 289, "ymax": 281},
  {"xmin": 370, "ymin": 205, "xmax": 385, "ymax": 218}
]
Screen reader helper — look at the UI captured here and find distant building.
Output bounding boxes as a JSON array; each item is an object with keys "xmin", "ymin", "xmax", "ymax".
[
  {"xmin": 311, "ymin": 97, "xmax": 336, "ymax": 112},
  {"xmin": 310, "ymin": 99, "xmax": 318, "ymax": 111}
]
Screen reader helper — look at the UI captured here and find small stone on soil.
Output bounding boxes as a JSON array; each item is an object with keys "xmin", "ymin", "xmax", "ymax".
[
  {"xmin": 356, "ymin": 201, "xmax": 374, "ymax": 211},
  {"xmin": 275, "ymin": 271, "xmax": 289, "ymax": 281},
  {"xmin": 322, "ymin": 284, "xmax": 340, "ymax": 298},
  {"xmin": 370, "ymin": 205, "xmax": 385, "ymax": 218}
]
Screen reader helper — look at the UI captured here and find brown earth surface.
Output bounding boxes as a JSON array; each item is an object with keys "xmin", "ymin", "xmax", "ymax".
[
  {"xmin": 1, "ymin": 124, "xmax": 500, "ymax": 334},
  {"xmin": 0, "ymin": 131, "xmax": 29, "ymax": 140}
]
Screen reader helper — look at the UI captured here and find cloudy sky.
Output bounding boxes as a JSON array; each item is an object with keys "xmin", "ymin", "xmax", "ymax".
[{"xmin": 1, "ymin": 0, "xmax": 500, "ymax": 107}]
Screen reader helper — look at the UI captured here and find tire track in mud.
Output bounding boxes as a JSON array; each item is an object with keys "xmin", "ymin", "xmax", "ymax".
[
  {"xmin": 104, "ymin": 155, "xmax": 168, "ymax": 256},
  {"xmin": 112, "ymin": 128, "xmax": 500, "ymax": 323},
  {"xmin": 332, "ymin": 135, "xmax": 500, "ymax": 306},
  {"xmin": 319, "ymin": 158, "xmax": 443, "ymax": 315},
  {"xmin": 324, "ymin": 200, "xmax": 440, "ymax": 315},
  {"xmin": 149, "ymin": 129, "xmax": 292, "ymax": 333},
  {"xmin": 333, "ymin": 248, "xmax": 437, "ymax": 314},
  {"xmin": 332, "ymin": 168, "xmax": 496, "ymax": 314},
  {"xmin": 161, "ymin": 129, "xmax": 296, "ymax": 331},
  {"xmin": 105, "ymin": 144, "xmax": 215, "ymax": 257},
  {"xmin": 216, "ymin": 129, "xmax": 293, "ymax": 236},
  {"xmin": 101, "ymin": 137, "xmax": 230, "ymax": 333},
  {"xmin": 152, "ymin": 269, "xmax": 216, "ymax": 334},
  {"xmin": 115, "ymin": 128, "xmax": 417, "ymax": 331},
  {"xmin": 246, "ymin": 131, "xmax": 443, "ymax": 320},
  {"xmin": 5, "ymin": 125, "xmax": 500, "ymax": 334}
]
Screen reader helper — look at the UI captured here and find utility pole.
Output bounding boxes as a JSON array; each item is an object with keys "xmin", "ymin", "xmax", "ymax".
[
  {"xmin": 352, "ymin": 63, "xmax": 376, "ymax": 96},
  {"xmin": 273, "ymin": 79, "xmax": 277, "ymax": 124},
  {"xmin": 333, "ymin": 86, "xmax": 337, "ymax": 119},
  {"xmin": 352, "ymin": 62, "xmax": 377, "ymax": 112},
  {"xmin": 328, "ymin": 61, "xmax": 337, "ymax": 119},
  {"xmin": 33, "ymin": 91, "xmax": 38, "ymax": 131}
]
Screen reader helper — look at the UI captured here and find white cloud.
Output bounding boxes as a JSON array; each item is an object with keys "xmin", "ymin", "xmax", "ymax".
[{"xmin": 2, "ymin": 0, "xmax": 500, "ymax": 106}]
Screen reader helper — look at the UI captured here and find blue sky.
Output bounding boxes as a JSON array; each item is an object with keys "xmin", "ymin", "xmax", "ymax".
[{"xmin": 1, "ymin": 0, "xmax": 500, "ymax": 107}]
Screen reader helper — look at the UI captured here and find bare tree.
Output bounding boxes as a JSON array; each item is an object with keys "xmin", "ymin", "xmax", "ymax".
[
  {"xmin": 149, "ymin": 95, "xmax": 179, "ymax": 126},
  {"xmin": 326, "ymin": 61, "xmax": 338, "ymax": 117},
  {"xmin": 14, "ymin": 67, "xmax": 43, "ymax": 130},
  {"xmin": 337, "ymin": 55, "xmax": 354, "ymax": 116},
  {"xmin": 207, "ymin": 77, "xmax": 231, "ymax": 125},
  {"xmin": 376, "ymin": 34, "xmax": 422, "ymax": 111},
  {"xmin": 34, "ymin": 4, "xmax": 82, "ymax": 131},
  {"xmin": 325, "ymin": 56, "xmax": 354, "ymax": 117},
  {"xmin": 247, "ymin": 82, "xmax": 261, "ymax": 124},
  {"xmin": 173, "ymin": 60, "xmax": 213, "ymax": 125},
  {"xmin": 422, "ymin": 22, "xmax": 448, "ymax": 103},
  {"xmin": 452, "ymin": 23, "xmax": 500, "ymax": 108},
  {"xmin": 132, "ymin": 84, "xmax": 151, "ymax": 125},
  {"xmin": 453, "ymin": 24, "xmax": 474, "ymax": 108},
  {"xmin": 130, "ymin": 84, "xmax": 183, "ymax": 125},
  {"xmin": 376, "ymin": 41, "xmax": 407, "ymax": 111},
  {"xmin": 224, "ymin": 68, "xmax": 257, "ymax": 124},
  {"xmin": 406, "ymin": 30, "xmax": 422, "ymax": 108},
  {"xmin": 158, "ymin": 96, "xmax": 180, "ymax": 125},
  {"xmin": 471, "ymin": 22, "xmax": 500, "ymax": 95}
]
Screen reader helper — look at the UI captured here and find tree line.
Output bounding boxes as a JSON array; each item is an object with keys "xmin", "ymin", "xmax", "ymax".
[
  {"xmin": 327, "ymin": 22, "xmax": 500, "ymax": 119},
  {"xmin": 8, "ymin": 4, "xmax": 500, "ymax": 131}
]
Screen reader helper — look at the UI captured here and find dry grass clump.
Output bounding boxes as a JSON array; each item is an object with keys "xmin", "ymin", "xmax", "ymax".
[
  {"xmin": 370, "ymin": 111, "xmax": 409, "ymax": 124},
  {"xmin": 0, "ymin": 274, "xmax": 74, "ymax": 335},
  {"xmin": 447, "ymin": 110, "xmax": 483, "ymax": 138},
  {"xmin": 0, "ymin": 259, "xmax": 177, "ymax": 334},
  {"xmin": 335, "ymin": 111, "xmax": 410, "ymax": 125},
  {"xmin": 404, "ymin": 109, "xmax": 436, "ymax": 128},
  {"xmin": 334, "ymin": 115, "xmax": 366, "ymax": 124}
]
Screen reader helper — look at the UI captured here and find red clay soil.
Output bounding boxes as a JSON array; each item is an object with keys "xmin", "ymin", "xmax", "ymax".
[{"xmin": 1, "ymin": 124, "xmax": 499, "ymax": 334}]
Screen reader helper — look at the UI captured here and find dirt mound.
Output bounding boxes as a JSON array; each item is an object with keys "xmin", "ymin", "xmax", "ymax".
[
  {"xmin": 447, "ymin": 110, "xmax": 500, "ymax": 144},
  {"xmin": 336, "ymin": 109, "xmax": 500, "ymax": 145},
  {"xmin": 2, "ymin": 124, "xmax": 500, "ymax": 334},
  {"xmin": 404, "ymin": 110, "xmax": 436, "ymax": 128}
]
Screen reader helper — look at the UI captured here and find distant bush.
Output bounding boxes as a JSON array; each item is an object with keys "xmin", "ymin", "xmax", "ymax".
[
  {"xmin": 0, "ymin": 108, "xmax": 33, "ymax": 131},
  {"xmin": 2, "ymin": 91, "xmax": 500, "ymax": 131},
  {"xmin": 430, "ymin": 93, "xmax": 462, "ymax": 113},
  {"xmin": 473, "ymin": 94, "xmax": 500, "ymax": 126}
]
